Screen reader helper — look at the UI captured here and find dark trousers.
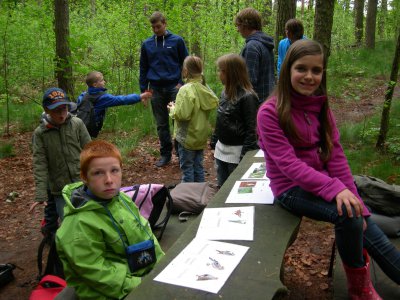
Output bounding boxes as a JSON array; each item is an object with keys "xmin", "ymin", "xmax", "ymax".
[
  {"xmin": 150, "ymin": 87, "xmax": 178, "ymax": 157},
  {"xmin": 277, "ymin": 186, "xmax": 400, "ymax": 284}
]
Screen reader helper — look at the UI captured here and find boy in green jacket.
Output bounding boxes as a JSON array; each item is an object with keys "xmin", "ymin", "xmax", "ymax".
[
  {"xmin": 30, "ymin": 88, "xmax": 91, "ymax": 233},
  {"xmin": 56, "ymin": 140, "xmax": 164, "ymax": 300}
]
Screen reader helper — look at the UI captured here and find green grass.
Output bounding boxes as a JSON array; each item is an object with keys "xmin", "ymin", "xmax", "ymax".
[
  {"xmin": 341, "ymin": 97, "xmax": 400, "ymax": 184},
  {"xmin": 328, "ymin": 40, "xmax": 395, "ymax": 98},
  {"xmin": 1, "ymin": 39, "xmax": 399, "ymax": 184},
  {"xmin": 0, "ymin": 141, "xmax": 15, "ymax": 158},
  {"xmin": 0, "ymin": 97, "xmax": 42, "ymax": 135}
]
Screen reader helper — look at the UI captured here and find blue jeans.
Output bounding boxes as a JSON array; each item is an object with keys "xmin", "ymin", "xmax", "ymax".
[
  {"xmin": 277, "ymin": 186, "xmax": 400, "ymax": 284},
  {"xmin": 215, "ymin": 158, "xmax": 238, "ymax": 187},
  {"xmin": 178, "ymin": 143, "xmax": 204, "ymax": 182},
  {"xmin": 151, "ymin": 87, "xmax": 178, "ymax": 157}
]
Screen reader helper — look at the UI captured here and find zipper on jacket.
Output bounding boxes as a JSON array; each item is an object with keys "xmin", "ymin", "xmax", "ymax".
[{"xmin": 304, "ymin": 112, "xmax": 312, "ymax": 125}]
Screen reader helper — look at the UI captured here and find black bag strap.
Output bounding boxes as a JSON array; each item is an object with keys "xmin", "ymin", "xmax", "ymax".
[
  {"xmin": 37, "ymin": 234, "xmax": 64, "ymax": 280},
  {"xmin": 152, "ymin": 187, "xmax": 173, "ymax": 240}
]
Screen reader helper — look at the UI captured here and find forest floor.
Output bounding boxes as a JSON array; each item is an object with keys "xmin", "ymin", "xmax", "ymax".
[{"xmin": 0, "ymin": 81, "xmax": 390, "ymax": 299}]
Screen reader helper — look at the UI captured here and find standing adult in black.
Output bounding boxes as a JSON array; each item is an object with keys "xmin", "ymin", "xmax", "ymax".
[
  {"xmin": 140, "ymin": 11, "xmax": 189, "ymax": 167},
  {"xmin": 235, "ymin": 8, "xmax": 275, "ymax": 104}
]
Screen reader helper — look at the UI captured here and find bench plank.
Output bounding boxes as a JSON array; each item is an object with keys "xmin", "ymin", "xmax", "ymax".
[{"xmin": 126, "ymin": 151, "xmax": 301, "ymax": 300}]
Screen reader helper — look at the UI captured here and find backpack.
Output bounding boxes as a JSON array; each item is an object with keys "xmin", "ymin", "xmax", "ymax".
[
  {"xmin": 0, "ymin": 263, "xmax": 16, "ymax": 288},
  {"xmin": 29, "ymin": 275, "xmax": 67, "ymax": 300},
  {"xmin": 76, "ymin": 92, "xmax": 105, "ymax": 138},
  {"xmin": 31, "ymin": 227, "xmax": 66, "ymax": 300},
  {"xmin": 120, "ymin": 184, "xmax": 173, "ymax": 240},
  {"xmin": 354, "ymin": 175, "xmax": 400, "ymax": 216},
  {"xmin": 37, "ymin": 233, "xmax": 64, "ymax": 281},
  {"xmin": 169, "ymin": 182, "xmax": 214, "ymax": 215}
]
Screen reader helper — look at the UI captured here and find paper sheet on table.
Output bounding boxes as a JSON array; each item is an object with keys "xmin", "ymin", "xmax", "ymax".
[
  {"xmin": 241, "ymin": 162, "xmax": 268, "ymax": 180},
  {"xmin": 254, "ymin": 149, "xmax": 265, "ymax": 157},
  {"xmin": 196, "ymin": 206, "xmax": 254, "ymax": 241},
  {"xmin": 226, "ymin": 180, "xmax": 274, "ymax": 204},
  {"xmin": 154, "ymin": 239, "xmax": 249, "ymax": 294}
]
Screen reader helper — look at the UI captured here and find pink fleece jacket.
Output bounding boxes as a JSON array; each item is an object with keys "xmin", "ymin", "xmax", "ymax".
[{"xmin": 257, "ymin": 93, "xmax": 370, "ymax": 216}]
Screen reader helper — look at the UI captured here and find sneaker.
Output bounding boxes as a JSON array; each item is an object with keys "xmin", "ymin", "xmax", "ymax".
[{"xmin": 155, "ymin": 156, "xmax": 171, "ymax": 167}]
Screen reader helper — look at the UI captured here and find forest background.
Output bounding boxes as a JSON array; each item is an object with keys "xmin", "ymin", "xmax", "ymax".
[
  {"xmin": 0, "ymin": 1, "xmax": 400, "ymax": 299},
  {"xmin": 1, "ymin": 0, "xmax": 399, "ymax": 181}
]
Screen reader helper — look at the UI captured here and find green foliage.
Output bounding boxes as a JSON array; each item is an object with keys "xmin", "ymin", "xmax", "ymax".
[
  {"xmin": 341, "ymin": 99, "xmax": 400, "ymax": 183},
  {"xmin": 0, "ymin": 0, "xmax": 399, "ymax": 181},
  {"xmin": 328, "ymin": 40, "xmax": 395, "ymax": 97},
  {"xmin": 0, "ymin": 140, "xmax": 15, "ymax": 158}
]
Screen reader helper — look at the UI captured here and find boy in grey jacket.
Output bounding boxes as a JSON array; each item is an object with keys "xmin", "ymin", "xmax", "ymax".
[{"xmin": 30, "ymin": 88, "xmax": 91, "ymax": 233}]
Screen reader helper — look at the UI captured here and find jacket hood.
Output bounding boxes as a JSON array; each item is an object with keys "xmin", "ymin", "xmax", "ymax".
[
  {"xmin": 62, "ymin": 182, "xmax": 113, "ymax": 217},
  {"xmin": 39, "ymin": 112, "xmax": 72, "ymax": 130},
  {"xmin": 187, "ymin": 77, "xmax": 219, "ymax": 111},
  {"xmin": 246, "ymin": 31, "xmax": 274, "ymax": 50},
  {"xmin": 153, "ymin": 30, "xmax": 172, "ymax": 47},
  {"xmin": 88, "ymin": 86, "xmax": 107, "ymax": 94}
]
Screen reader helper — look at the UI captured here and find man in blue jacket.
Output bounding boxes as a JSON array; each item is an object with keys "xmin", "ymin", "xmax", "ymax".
[
  {"xmin": 140, "ymin": 11, "xmax": 189, "ymax": 167},
  {"xmin": 235, "ymin": 8, "xmax": 275, "ymax": 104}
]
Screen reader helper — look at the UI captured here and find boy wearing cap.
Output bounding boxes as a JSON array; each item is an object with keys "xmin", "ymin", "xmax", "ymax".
[
  {"xmin": 76, "ymin": 71, "xmax": 152, "ymax": 138},
  {"xmin": 30, "ymin": 88, "xmax": 91, "ymax": 226}
]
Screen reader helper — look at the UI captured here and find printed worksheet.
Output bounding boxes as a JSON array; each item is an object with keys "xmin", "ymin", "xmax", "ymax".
[
  {"xmin": 254, "ymin": 149, "xmax": 265, "ymax": 157},
  {"xmin": 241, "ymin": 162, "xmax": 268, "ymax": 180},
  {"xmin": 225, "ymin": 180, "xmax": 274, "ymax": 204},
  {"xmin": 196, "ymin": 206, "xmax": 254, "ymax": 241},
  {"xmin": 154, "ymin": 239, "xmax": 249, "ymax": 294}
]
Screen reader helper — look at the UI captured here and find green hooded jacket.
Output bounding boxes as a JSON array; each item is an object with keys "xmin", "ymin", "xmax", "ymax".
[
  {"xmin": 56, "ymin": 182, "xmax": 164, "ymax": 300},
  {"xmin": 170, "ymin": 77, "xmax": 219, "ymax": 150},
  {"xmin": 32, "ymin": 113, "xmax": 91, "ymax": 201}
]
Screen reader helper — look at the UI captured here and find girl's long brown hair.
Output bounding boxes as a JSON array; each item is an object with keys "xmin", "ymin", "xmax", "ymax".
[
  {"xmin": 277, "ymin": 39, "xmax": 333, "ymax": 161},
  {"xmin": 217, "ymin": 54, "xmax": 255, "ymax": 101}
]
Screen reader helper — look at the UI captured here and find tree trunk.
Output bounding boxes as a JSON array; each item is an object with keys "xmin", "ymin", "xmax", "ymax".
[
  {"xmin": 90, "ymin": 0, "xmax": 96, "ymax": 16},
  {"xmin": 308, "ymin": 0, "xmax": 314, "ymax": 10},
  {"xmin": 260, "ymin": 0, "xmax": 273, "ymax": 27},
  {"xmin": 2, "ymin": 9, "xmax": 11, "ymax": 136},
  {"xmin": 313, "ymin": 0, "xmax": 335, "ymax": 59},
  {"xmin": 342, "ymin": 0, "xmax": 350, "ymax": 11},
  {"xmin": 354, "ymin": 0, "xmax": 365, "ymax": 47},
  {"xmin": 378, "ymin": 0, "xmax": 387, "ymax": 39},
  {"xmin": 274, "ymin": 0, "xmax": 296, "ymax": 49},
  {"xmin": 376, "ymin": 30, "xmax": 400, "ymax": 150},
  {"xmin": 54, "ymin": 0, "xmax": 74, "ymax": 99},
  {"xmin": 365, "ymin": 0, "xmax": 378, "ymax": 49}
]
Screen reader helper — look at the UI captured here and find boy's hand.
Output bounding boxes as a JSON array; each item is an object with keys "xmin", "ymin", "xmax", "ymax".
[
  {"xmin": 140, "ymin": 91, "xmax": 152, "ymax": 107},
  {"xmin": 29, "ymin": 201, "xmax": 47, "ymax": 212}
]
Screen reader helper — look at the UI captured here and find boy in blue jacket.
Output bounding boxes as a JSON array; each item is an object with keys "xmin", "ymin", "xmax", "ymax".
[
  {"xmin": 139, "ymin": 11, "xmax": 189, "ymax": 167},
  {"xmin": 77, "ymin": 71, "xmax": 152, "ymax": 138}
]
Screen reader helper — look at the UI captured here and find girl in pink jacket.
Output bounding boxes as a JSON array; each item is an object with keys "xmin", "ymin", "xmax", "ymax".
[{"xmin": 257, "ymin": 39, "xmax": 399, "ymax": 299}]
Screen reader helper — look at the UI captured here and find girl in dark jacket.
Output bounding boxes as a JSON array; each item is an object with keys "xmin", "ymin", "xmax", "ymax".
[{"xmin": 213, "ymin": 54, "xmax": 259, "ymax": 187}]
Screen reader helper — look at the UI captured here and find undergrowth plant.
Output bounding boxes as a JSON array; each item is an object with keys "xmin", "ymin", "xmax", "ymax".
[{"xmin": 341, "ymin": 98, "xmax": 400, "ymax": 184}]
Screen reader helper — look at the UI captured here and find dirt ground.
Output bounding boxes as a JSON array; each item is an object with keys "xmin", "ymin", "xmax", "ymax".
[{"xmin": 0, "ymin": 81, "xmax": 389, "ymax": 299}]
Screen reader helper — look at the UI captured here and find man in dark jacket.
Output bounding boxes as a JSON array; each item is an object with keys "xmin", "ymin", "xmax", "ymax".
[
  {"xmin": 140, "ymin": 11, "xmax": 189, "ymax": 167},
  {"xmin": 235, "ymin": 8, "xmax": 275, "ymax": 104}
]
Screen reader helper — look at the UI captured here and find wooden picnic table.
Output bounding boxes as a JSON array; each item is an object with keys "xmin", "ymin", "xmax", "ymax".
[{"xmin": 126, "ymin": 150, "xmax": 301, "ymax": 300}]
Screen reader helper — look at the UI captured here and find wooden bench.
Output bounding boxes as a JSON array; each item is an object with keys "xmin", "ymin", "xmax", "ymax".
[
  {"xmin": 126, "ymin": 150, "xmax": 301, "ymax": 300},
  {"xmin": 334, "ymin": 237, "xmax": 400, "ymax": 299}
]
